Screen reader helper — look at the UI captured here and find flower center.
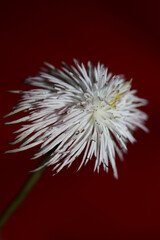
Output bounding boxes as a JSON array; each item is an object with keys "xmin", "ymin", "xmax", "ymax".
[{"xmin": 82, "ymin": 94, "xmax": 110, "ymax": 122}]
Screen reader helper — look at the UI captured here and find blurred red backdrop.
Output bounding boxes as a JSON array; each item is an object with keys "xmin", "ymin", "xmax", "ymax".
[{"xmin": 0, "ymin": 0, "xmax": 160, "ymax": 239}]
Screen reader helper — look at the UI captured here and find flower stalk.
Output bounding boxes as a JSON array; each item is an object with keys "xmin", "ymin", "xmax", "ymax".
[{"xmin": 0, "ymin": 149, "xmax": 54, "ymax": 228}]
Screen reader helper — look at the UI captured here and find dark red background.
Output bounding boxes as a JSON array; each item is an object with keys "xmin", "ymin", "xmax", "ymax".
[{"xmin": 0, "ymin": 0, "xmax": 160, "ymax": 239}]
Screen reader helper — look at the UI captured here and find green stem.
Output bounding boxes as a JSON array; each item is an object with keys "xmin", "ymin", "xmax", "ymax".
[{"xmin": 0, "ymin": 150, "xmax": 54, "ymax": 228}]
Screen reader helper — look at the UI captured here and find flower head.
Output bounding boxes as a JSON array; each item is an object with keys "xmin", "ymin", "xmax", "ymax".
[{"xmin": 5, "ymin": 60, "xmax": 148, "ymax": 178}]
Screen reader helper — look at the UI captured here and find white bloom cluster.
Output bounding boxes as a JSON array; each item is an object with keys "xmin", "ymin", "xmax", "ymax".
[{"xmin": 5, "ymin": 60, "xmax": 148, "ymax": 178}]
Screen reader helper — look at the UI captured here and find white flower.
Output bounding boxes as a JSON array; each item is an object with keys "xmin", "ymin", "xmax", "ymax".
[{"xmin": 5, "ymin": 60, "xmax": 148, "ymax": 178}]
